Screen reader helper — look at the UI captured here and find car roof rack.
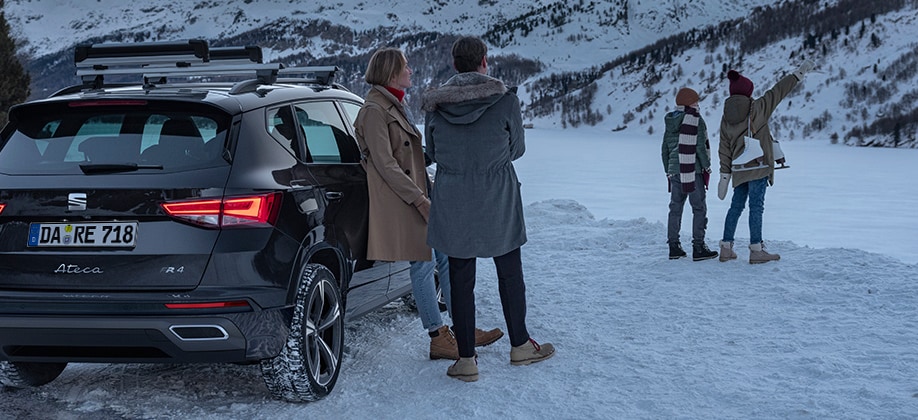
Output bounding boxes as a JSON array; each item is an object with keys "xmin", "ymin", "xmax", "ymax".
[
  {"xmin": 228, "ymin": 66, "xmax": 342, "ymax": 94},
  {"xmin": 278, "ymin": 66, "xmax": 338, "ymax": 86},
  {"xmin": 68, "ymin": 39, "xmax": 342, "ymax": 94}
]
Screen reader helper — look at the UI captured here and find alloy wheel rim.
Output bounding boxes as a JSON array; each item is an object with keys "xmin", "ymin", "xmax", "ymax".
[{"xmin": 302, "ymin": 278, "xmax": 343, "ymax": 387}]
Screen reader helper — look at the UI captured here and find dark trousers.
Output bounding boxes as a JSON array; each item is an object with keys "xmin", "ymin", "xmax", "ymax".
[
  {"xmin": 449, "ymin": 247, "xmax": 530, "ymax": 358},
  {"xmin": 667, "ymin": 176, "xmax": 708, "ymax": 245}
]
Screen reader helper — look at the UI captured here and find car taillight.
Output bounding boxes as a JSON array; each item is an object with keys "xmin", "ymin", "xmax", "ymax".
[
  {"xmin": 160, "ymin": 192, "xmax": 282, "ymax": 228},
  {"xmin": 223, "ymin": 194, "xmax": 281, "ymax": 227},
  {"xmin": 0, "ymin": 203, "xmax": 5, "ymax": 215}
]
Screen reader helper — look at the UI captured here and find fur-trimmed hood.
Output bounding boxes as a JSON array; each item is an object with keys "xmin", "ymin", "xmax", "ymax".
[{"xmin": 421, "ymin": 72, "xmax": 510, "ymax": 125}]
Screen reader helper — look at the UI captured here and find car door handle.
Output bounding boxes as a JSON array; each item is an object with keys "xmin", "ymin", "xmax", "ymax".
[{"xmin": 325, "ymin": 191, "xmax": 343, "ymax": 200}]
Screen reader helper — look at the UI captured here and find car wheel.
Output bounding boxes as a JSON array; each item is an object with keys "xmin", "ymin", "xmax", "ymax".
[
  {"xmin": 260, "ymin": 263, "xmax": 344, "ymax": 402},
  {"xmin": 0, "ymin": 361, "xmax": 67, "ymax": 387}
]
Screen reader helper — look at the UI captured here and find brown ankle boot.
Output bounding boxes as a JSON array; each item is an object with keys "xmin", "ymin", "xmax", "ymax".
[
  {"xmin": 429, "ymin": 325, "xmax": 459, "ymax": 360},
  {"xmin": 474, "ymin": 327, "xmax": 504, "ymax": 347},
  {"xmin": 749, "ymin": 242, "xmax": 780, "ymax": 264},
  {"xmin": 719, "ymin": 240, "xmax": 738, "ymax": 262}
]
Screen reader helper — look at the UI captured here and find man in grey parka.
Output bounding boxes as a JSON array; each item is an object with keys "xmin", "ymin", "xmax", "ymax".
[{"xmin": 422, "ymin": 36, "xmax": 554, "ymax": 382}]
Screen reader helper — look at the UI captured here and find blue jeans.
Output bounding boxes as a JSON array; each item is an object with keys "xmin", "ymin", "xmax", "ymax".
[
  {"xmin": 722, "ymin": 176, "xmax": 768, "ymax": 245},
  {"xmin": 409, "ymin": 249, "xmax": 452, "ymax": 331}
]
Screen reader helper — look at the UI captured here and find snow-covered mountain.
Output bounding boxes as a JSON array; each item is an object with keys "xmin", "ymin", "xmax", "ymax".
[
  {"xmin": 4, "ymin": 0, "xmax": 917, "ymax": 146},
  {"xmin": 4, "ymin": 0, "xmax": 774, "ymax": 61}
]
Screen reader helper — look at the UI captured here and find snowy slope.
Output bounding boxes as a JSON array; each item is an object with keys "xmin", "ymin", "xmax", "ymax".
[{"xmin": 2, "ymin": 129, "xmax": 917, "ymax": 419}]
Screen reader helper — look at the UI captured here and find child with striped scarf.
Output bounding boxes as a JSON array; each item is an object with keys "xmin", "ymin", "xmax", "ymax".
[{"xmin": 661, "ymin": 87, "xmax": 718, "ymax": 261}]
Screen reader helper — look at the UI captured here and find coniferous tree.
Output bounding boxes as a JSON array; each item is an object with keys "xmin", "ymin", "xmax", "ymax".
[{"xmin": 1, "ymin": 0, "xmax": 31, "ymax": 128}]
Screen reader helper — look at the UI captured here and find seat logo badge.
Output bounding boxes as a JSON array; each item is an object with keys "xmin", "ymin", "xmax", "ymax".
[{"xmin": 68, "ymin": 193, "xmax": 87, "ymax": 211}]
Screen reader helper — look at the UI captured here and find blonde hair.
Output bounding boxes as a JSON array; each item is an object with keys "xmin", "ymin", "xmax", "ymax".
[{"xmin": 365, "ymin": 48, "xmax": 406, "ymax": 86}]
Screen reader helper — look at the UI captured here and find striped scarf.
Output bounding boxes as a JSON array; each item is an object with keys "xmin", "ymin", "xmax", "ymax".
[{"xmin": 678, "ymin": 105, "xmax": 699, "ymax": 193}]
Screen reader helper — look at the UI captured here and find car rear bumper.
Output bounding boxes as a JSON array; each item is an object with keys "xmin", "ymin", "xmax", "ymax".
[{"xmin": 0, "ymin": 310, "xmax": 290, "ymax": 364}]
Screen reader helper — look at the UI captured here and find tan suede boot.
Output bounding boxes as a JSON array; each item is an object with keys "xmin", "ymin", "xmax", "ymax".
[
  {"xmin": 719, "ymin": 240, "xmax": 738, "ymax": 262},
  {"xmin": 429, "ymin": 325, "xmax": 459, "ymax": 360},
  {"xmin": 749, "ymin": 242, "xmax": 780, "ymax": 264},
  {"xmin": 510, "ymin": 338, "xmax": 555, "ymax": 366},
  {"xmin": 447, "ymin": 356, "xmax": 478, "ymax": 382},
  {"xmin": 474, "ymin": 327, "xmax": 504, "ymax": 347}
]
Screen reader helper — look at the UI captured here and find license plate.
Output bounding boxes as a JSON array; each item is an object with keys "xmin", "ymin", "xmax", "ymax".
[{"xmin": 28, "ymin": 222, "xmax": 138, "ymax": 248}]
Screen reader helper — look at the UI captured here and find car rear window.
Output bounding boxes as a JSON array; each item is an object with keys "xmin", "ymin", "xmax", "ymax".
[{"xmin": 0, "ymin": 101, "xmax": 231, "ymax": 175}]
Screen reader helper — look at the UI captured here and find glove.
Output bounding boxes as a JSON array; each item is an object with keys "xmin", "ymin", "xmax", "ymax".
[
  {"xmin": 793, "ymin": 59, "xmax": 815, "ymax": 81},
  {"xmin": 717, "ymin": 173, "xmax": 731, "ymax": 200},
  {"xmin": 703, "ymin": 168, "xmax": 712, "ymax": 189}
]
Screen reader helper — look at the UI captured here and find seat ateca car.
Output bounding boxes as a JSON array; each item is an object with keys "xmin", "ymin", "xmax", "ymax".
[{"xmin": 0, "ymin": 40, "xmax": 419, "ymax": 402}]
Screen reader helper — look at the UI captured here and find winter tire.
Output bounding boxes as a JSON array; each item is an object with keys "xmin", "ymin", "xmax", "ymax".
[
  {"xmin": 260, "ymin": 263, "xmax": 344, "ymax": 402},
  {"xmin": 0, "ymin": 361, "xmax": 67, "ymax": 388}
]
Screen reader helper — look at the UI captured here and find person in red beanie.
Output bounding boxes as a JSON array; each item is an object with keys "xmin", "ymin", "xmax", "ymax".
[
  {"xmin": 661, "ymin": 87, "xmax": 718, "ymax": 261},
  {"xmin": 716, "ymin": 59, "xmax": 815, "ymax": 264}
]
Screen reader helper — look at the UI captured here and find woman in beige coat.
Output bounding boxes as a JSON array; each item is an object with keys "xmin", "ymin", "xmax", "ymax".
[
  {"xmin": 353, "ymin": 48, "xmax": 502, "ymax": 361},
  {"xmin": 355, "ymin": 49, "xmax": 431, "ymax": 263}
]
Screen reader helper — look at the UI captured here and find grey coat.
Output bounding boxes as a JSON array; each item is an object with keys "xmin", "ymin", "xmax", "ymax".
[
  {"xmin": 422, "ymin": 72, "xmax": 527, "ymax": 258},
  {"xmin": 719, "ymin": 74, "xmax": 799, "ymax": 187}
]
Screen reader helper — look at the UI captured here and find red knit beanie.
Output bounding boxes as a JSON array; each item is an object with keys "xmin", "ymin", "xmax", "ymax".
[{"xmin": 727, "ymin": 70, "xmax": 754, "ymax": 97}]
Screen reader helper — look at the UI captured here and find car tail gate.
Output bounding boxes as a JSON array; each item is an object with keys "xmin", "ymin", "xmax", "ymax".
[
  {"xmin": 0, "ymin": 100, "xmax": 239, "ymax": 291},
  {"xmin": 0, "ymin": 184, "xmax": 227, "ymax": 291}
]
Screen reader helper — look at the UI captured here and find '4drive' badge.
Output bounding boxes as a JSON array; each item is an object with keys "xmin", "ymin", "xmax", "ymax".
[{"xmin": 68, "ymin": 193, "xmax": 87, "ymax": 211}]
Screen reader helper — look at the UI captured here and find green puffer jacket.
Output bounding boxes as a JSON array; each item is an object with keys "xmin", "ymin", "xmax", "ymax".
[{"xmin": 661, "ymin": 110, "xmax": 711, "ymax": 175}]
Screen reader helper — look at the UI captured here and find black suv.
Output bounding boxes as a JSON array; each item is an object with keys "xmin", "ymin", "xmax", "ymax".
[{"xmin": 0, "ymin": 40, "xmax": 414, "ymax": 402}]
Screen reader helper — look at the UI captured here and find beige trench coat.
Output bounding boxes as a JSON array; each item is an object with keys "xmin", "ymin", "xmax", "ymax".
[{"xmin": 353, "ymin": 86, "xmax": 431, "ymax": 262}]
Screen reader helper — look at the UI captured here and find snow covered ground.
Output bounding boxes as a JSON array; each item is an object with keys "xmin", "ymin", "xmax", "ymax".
[{"xmin": 2, "ymin": 129, "xmax": 917, "ymax": 419}]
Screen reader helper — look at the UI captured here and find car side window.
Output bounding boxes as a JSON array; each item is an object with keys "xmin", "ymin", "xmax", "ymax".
[
  {"xmin": 339, "ymin": 101, "xmax": 362, "ymax": 129},
  {"xmin": 292, "ymin": 101, "xmax": 360, "ymax": 164},
  {"xmin": 267, "ymin": 106, "xmax": 310, "ymax": 161}
]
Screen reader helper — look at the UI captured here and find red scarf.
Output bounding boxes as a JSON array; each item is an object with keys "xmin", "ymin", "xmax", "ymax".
[{"xmin": 385, "ymin": 86, "xmax": 405, "ymax": 102}]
